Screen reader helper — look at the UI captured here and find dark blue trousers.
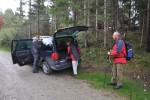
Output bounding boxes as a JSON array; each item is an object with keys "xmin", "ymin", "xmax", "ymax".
[{"xmin": 33, "ymin": 54, "xmax": 38, "ymax": 71}]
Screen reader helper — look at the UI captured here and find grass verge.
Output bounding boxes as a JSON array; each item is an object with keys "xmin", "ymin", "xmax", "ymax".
[
  {"xmin": 0, "ymin": 46, "xmax": 10, "ymax": 52},
  {"xmin": 76, "ymin": 70, "xmax": 150, "ymax": 100}
]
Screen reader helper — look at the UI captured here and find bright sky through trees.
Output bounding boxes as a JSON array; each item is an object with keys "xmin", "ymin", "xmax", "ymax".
[{"xmin": 0, "ymin": 0, "xmax": 19, "ymax": 13}]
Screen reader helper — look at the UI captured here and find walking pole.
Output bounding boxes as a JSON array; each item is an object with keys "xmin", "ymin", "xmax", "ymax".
[{"xmin": 103, "ymin": 56, "xmax": 111, "ymax": 87}]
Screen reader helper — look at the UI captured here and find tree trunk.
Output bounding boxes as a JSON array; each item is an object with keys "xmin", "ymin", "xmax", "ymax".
[
  {"xmin": 128, "ymin": 0, "xmax": 132, "ymax": 29},
  {"xmin": 73, "ymin": 0, "xmax": 77, "ymax": 26},
  {"xmin": 95, "ymin": 0, "xmax": 98, "ymax": 42},
  {"xmin": 111, "ymin": 0, "xmax": 116, "ymax": 32},
  {"xmin": 146, "ymin": 0, "xmax": 150, "ymax": 52},
  {"xmin": 84, "ymin": 0, "xmax": 87, "ymax": 47},
  {"xmin": 116, "ymin": 0, "xmax": 119, "ymax": 31},
  {"xmin": 37, "ymin": 0, "xmax": 40, "ymax": 33},
  {"xmin": 29, "ymin": 0, "xmax": 31, "ymax": 38},
  {"xmin": 104, "ymin": 0, "xmax": 107, "ymax": 47},
  {"xmin": 52, "ymin": 15, "xmax": 56, "ymax": 33},
  {"xmin": 140, "ymin": 17, "xmax": 145, "ymax": 47},
  {"xmin": 19, "ymin": 0, "xmax": 24, "ymax": 17},
  {"xmin": 86, "ymin": 0, "xmax": 90, "ymax": 47},
  {"xmin": 120, "ymin": 1, "xmax": 124, "ymax": 30}
]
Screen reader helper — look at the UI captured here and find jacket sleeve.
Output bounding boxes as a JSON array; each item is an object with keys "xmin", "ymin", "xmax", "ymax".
[
  {"xmin": 67, "ymin": 46, "xmax": 71, "ymax": 55},
  {"xmin": 109, "ymin": 48, "xmax": 118, "ymax": 56},
  {"xmin": 116, "ymin": 40, "xmax": 124, "ymax": 53},
  {"xmin": 109, "ymin": 40, "xmax": 124, "ymax": 56}
]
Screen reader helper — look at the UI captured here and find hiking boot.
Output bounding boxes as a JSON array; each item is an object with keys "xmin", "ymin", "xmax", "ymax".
[
  {"xmin": 114, "ymin": 85, "xmax": 122, "ymax": 90},
  {"xmin": 107, "ymin": 82, "xmax": 117, "ymax": 86},
  {"xmin": 71, "ymin": 73, "xmax": 77, "ymax": 77},
  {"xmin": 36, "ymin": 69, "xmax": 39, "ymax": 71},
  {"xmin": 33, "ymin": 70, "xmax": 39, "ymax": 73}
]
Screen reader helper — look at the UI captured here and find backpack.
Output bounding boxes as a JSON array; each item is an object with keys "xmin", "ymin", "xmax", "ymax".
[{"xmin": 124, "ymin": 42, "xmax": 133, "ymax": 61}]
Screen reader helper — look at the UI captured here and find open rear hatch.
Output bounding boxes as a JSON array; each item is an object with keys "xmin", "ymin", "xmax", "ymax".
[{"xmin": 53, "ymin": 26, "xmax": 89, "ymax": 38}]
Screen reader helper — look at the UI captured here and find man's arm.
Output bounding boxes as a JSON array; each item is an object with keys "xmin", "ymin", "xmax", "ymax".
[
  {"xmin": 116, "ymin": 40, "xmax": 124, "ymax": 53},
  {"xmin": 108, "ymin": 40, "xmax": 124, "ymax": 56}
]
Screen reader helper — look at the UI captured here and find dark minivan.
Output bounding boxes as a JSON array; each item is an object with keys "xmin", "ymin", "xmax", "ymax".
[{"xmin": 11, "ymin": 26, "xmax": 89, "ymax": 74}]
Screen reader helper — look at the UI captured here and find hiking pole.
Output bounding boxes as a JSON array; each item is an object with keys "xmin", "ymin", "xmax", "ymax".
[{"xmin": 103, "ymin": 56, "xmax": 111, "ymax": 87}]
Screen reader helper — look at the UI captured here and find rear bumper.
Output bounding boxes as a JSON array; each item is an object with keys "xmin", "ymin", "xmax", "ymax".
[{"xmin": 45, "ymin": 57, "xmax": 72, "ymax": 70}]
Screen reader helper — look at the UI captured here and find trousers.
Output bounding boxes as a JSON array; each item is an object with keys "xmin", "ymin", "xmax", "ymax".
[
  {"xmin": 33, "ymin": 54, "xmax": 38, "ymax": 71},
  {"xmin": 111, "ymin": 63, "xmax": 125, "ymax": 86},
  {"xmin": 72, "ymin": 61, "xmax": 78, "ymax": 75}
]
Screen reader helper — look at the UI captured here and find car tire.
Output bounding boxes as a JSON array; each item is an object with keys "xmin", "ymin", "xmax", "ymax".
[{"xmin": 42, "ymin": 61, "xmax": 53, "ymax": 75}]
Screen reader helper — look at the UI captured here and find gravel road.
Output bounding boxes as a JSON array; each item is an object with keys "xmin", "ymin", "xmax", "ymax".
[{"xmin": 0, "ymin": 51, "xmax": 127, "ymax": 100}]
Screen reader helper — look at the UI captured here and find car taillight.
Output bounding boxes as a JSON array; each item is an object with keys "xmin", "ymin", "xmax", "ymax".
[{"xmin": 51, "ymin": 52, "xmax": 58, "ymax": 60}]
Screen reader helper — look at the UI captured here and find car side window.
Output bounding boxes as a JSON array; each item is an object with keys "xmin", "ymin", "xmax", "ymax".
[
  {"xmin": 26, "ymin": 41, "xmax": 32, "ymax": 49},
  {"xmin": 16, "ymin": 40, "xmax": 32, "ymax": 51}
]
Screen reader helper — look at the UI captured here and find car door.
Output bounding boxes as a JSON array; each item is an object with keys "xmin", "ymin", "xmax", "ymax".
[{"xmin": 11, "ymin": 39, "xmax": 33, "ymax": 66}]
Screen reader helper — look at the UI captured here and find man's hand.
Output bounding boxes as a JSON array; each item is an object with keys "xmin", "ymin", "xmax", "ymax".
[
  {"xmin": 107, "ymin": 51, "xmax": 110, "ymax": 55},
  {"xmin": 107, "ymin": 49, "xmax": 112, "ymax": 55}
]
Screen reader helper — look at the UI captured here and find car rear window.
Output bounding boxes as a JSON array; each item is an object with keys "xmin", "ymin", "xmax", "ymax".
[
  {"xmin": 41, "ymin": 43, "xmax": 53, "ymax": 51},
  {"xmin": 41, "ymin": 36, "xmax": 53, "ymax": 51}
]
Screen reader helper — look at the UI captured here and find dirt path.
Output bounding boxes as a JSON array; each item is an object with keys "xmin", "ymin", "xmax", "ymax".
[{"xmin": 0, "ymin": 51, "xmax": 126, "ymax": 100}]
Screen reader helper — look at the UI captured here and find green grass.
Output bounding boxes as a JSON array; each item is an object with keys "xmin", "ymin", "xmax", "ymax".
[
  {"xmin": 76, "ymin": 70, "xmax": 150, "ymax": 100},
  {"xmin": 0, "ymin": 46, "xmax": 10, "ymax": 52},
  {"xmin": 77, "ymin": 71, "xmax": 111, "ymax": 88}
]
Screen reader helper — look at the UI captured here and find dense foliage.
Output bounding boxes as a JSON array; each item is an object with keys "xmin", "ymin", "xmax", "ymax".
[{"xmin": 0, "ymin": 0, "xmax": 149, "ymax": 49}]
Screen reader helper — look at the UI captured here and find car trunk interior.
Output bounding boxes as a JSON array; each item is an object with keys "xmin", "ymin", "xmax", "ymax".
[{"xmin": 55, "ymin": 37, "xmax": 73, "ymax": 60}]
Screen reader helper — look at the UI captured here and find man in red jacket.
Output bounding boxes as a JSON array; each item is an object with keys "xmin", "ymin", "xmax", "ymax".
[{"xmin": 107, "ymin": 31, "xmax": 126, "ymax": 90}]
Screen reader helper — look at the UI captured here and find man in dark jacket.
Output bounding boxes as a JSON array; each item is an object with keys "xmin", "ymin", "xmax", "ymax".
[
  {"xmin": 66, "ymin": 40, "xmax": 80, "ymax": 76},
  {"xmin": 31, "ymin": 35, "xmax": 41, "ymax": 73},
  {"xmin": 107, "ymin": 31, "xmax": 126, "ymax": 90}
]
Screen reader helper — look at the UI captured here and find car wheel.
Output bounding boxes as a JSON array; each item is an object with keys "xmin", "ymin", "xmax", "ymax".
[{"xmin": 42, "ymin": 61, "xmax": 53, "ymax": 75}]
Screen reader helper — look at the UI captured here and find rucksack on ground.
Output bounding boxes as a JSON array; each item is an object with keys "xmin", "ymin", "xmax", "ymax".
[{"xmin": 125, "ymin": 42, "xmax": 133, "ymax": 61}]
